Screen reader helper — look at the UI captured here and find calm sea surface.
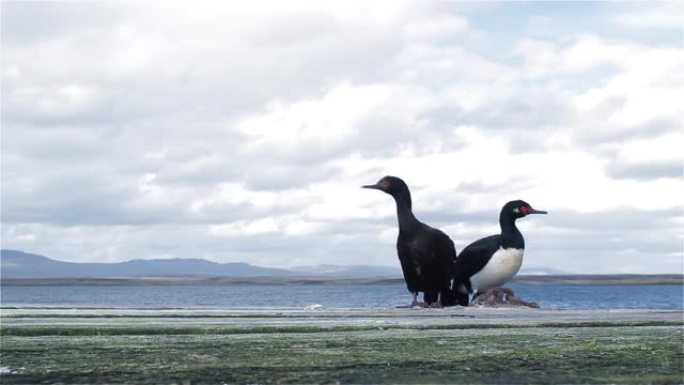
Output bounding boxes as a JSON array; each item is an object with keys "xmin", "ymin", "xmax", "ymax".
[{"xmin": 1, "ymin": 283, "xmax": 682, "ymax": 309}]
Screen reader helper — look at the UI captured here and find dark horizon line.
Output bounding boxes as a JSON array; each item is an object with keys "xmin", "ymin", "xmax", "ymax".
[
  {"xmin": 1, "ymin": 274, "xmax": 682, "ymax": 287},
  {"xmin": 0, "ymin": 249, "xmax": 400, "ymax": 270},
  {"xmin": 2, "ymin": 249, "xmax": 680, "ymax": 276}
]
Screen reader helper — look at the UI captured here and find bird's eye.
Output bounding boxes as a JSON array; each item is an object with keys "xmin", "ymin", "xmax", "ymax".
[{"xmin": 520, "ymin": 206, "xmax": 530, "ymax": 215}]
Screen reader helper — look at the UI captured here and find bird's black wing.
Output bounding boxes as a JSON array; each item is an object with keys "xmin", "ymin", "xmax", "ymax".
[
  {"xmin": 410, "ymin": 225, "xmax": 457, "ymax": 304},
  {"xmin": 453, "ymin": 234, "xmax": 501, "ymax": 293},
  {"xmin": 425, "ymin": 227, "xmax": 464, "ymax": 305},
  {"xmin": 397, "ymin": 225, "xmax": 453, "ymax": 294},
  {"xmin": 397, "ymin": 238, "xmax": 422, "ymax": 294}
]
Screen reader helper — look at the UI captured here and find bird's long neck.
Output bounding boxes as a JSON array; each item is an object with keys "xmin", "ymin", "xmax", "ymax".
[
  {"xmin": 392, "ymin": 189, "xmax": 419, "ymax": 232},
  {"xmin": 499, "ymin": 212, "xmax": 524, "ymax": 249}
]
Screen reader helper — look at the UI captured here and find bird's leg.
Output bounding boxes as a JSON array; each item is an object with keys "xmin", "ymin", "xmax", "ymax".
[
  {"xmin": 410, "ymin": 292, "xmax": 425, "ymax": 308},
  {"xmin": 410, "ymin": 292, "xmax": 420, "ymax": 307},
  {"xmin": 429, "ymin": 292, "xmax": 444, "ymax": 308},
  {"xmin": 395, "ymin": 293, "xmax": 424, "ymax": 308}
]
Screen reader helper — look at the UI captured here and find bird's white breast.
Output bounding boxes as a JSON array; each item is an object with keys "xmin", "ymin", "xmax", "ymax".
[{"xmin": 470, "ymin": 247, "xmax": 524, "ymax": 293}]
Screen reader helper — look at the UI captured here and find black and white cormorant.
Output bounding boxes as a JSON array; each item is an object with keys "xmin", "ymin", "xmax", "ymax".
[
  {"xmin": 452, "ymin": 200, "xmax": 547, "ymax": 305},
  {"xmin": 363, "ymin": 176, "xmax": 463, "ymax": 307}
]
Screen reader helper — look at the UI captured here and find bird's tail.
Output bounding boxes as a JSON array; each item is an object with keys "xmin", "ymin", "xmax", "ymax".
[
  {"xmin": 448, "ymin": 276, "xmax": 470, "ymax": 306},
  {"xmin": 447, "ymin": 256, "xmax": 470, "ymax": 306},
  {"xmin": 440, "ymin": 288, "xmax": 460, "ymax": 307},
  {"xmin": 452, "ymin": 288, "xmax": 469, "ymax": 306},
  {"xmin": 438, "ymin": 282, "xmax": 469, "ymax": 306}
]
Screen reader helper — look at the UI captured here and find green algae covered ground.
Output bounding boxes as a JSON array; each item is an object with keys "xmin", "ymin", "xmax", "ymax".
[{"xmin": 1, "ymin": 307, "xmax": 682, "ymax": 384}]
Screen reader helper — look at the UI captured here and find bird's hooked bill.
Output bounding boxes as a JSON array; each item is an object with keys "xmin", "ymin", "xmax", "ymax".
[
  {"xmin": 361, "ymin": 184, "xmax": 381, "ymax": 189},
  {"xmin": 529, "ymin": 208, "xmax": 548, "ymax": 215}
]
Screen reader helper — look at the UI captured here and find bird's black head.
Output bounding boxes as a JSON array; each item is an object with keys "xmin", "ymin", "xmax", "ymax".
[
  {"xmin": 502, "ymin": 200, "xmax": 548, "ymax": 220},
  {"xmin": 362, "ymin": 175, "xmax": 409, "ymax": 196}
]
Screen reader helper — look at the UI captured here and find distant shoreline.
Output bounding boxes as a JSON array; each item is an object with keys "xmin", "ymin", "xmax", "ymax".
[{"xmin": 1, "ymin": 274, "xmax": 682, "ymax": 286}]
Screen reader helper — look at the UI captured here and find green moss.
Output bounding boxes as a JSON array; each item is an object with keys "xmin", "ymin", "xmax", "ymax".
[
  {"xmin": 2, "ymin": 325, "xmax": 682, "ymax": 384},
  {"xmin": 537, "ymin": 320, "xmax": 682, "ymax": 328},
  {"xmin": 3, "ymin": 320, "xmax": 682, "ymax": 337},
  {"xmin": 2, "ymin": 308, "xmax": 682, "ymax": 384}
]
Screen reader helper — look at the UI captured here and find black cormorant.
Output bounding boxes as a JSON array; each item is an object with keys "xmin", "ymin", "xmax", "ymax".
[
  {"xmin": 363, "ymin": 176, "xmax": 463, "ymax": 307},
  {"xmin": 452, "ymin": 200, "xmax": 547, "ymax": 305}
]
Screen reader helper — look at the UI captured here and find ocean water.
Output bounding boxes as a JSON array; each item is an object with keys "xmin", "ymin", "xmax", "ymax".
[{"xmin": 1, "ymin": 283, "xmax": 682, "ymax": 309}]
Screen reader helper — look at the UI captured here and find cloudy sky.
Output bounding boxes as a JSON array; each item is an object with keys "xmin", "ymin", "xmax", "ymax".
[{"xmin": 2, "ymin": 1, "xmax": 682, "ymax": 274}]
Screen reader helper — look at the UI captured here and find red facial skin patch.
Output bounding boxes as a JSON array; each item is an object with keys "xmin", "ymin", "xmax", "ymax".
[{"xmin": 520, "ymin": 206, "xmax": 530, "ymax": 215}]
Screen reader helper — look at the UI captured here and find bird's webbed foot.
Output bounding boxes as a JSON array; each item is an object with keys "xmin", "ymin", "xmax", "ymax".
[
  {"xmin": 410, "ymin": 293, "xmax": 427, "ymax": 308},
  {"xmin": 395, "ymin": 293, "xmax": 426, "ymax": 308},
  {"xmin": 427, "ymin": 292, "xmax": 444, "ymax": 308}
]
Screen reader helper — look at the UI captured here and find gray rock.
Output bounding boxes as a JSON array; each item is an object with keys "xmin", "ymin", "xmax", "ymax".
[{"xmin": 471, "ymin": 287, "xmax": 540, "ymax": 308}]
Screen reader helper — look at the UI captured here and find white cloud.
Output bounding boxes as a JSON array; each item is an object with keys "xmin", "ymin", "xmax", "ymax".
[
  {"xmin": 572, "ymin": 45, "xmax": 684, "ymax": 131},
  {"xmin": 613, "ymin": 132, "xmax": 684, "ymax": 166},
  {"xmin": 403, "ymin": 15, "xmax": 470, "ymax": 41},
  {"xmin": 611, "ymin": 2, "xmax": 684, "ymax": 29},
  {"xmin": 1, "ymin": 1, "xmax": 682, "ymax": 273}
]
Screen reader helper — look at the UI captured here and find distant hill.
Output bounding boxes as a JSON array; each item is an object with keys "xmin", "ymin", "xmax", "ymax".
[
  {"xmin": 518, "ymin": 267, "xmax": 568, "ymax": 275},
  {"xmin": 512, "ymin": 274, "xmax": 684, "ymax": 286},
  {"xmin": 291, "ymin": 264, "xmax": 402, "ymax": 277},
  {"xmin": 3, "ymin": 250, "xmax": 680, "ymax": 285},
  {"xmin": 0, "ymin": 250, "xmax": 401, "ymax": 279},
  {"xmin": 0, "ymin": 250, "xmax": 298, "ymax": 278}
]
